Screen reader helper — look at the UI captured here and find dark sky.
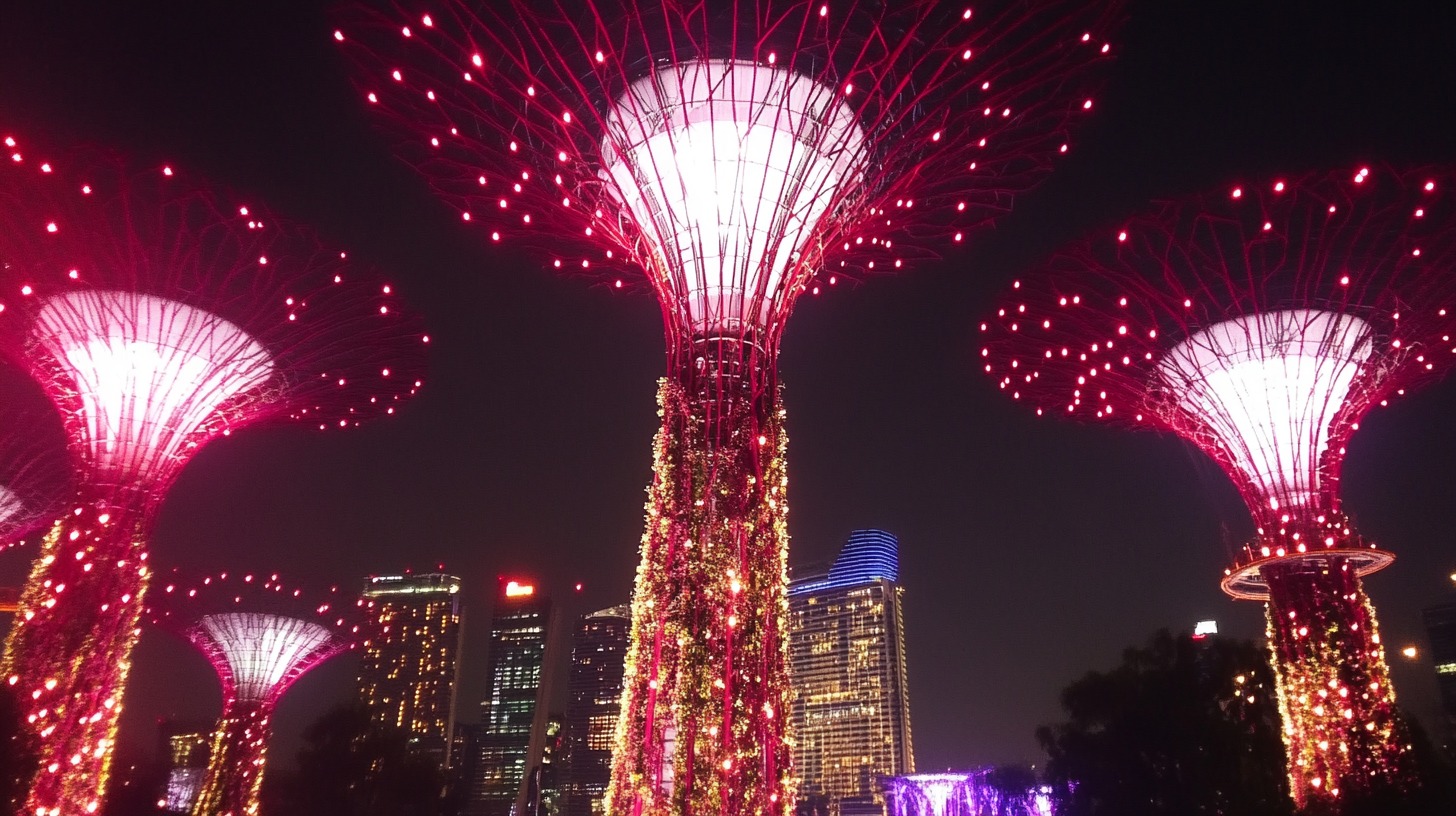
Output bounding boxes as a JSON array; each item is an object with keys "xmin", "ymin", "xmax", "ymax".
[{"xmin": 3, "ymin": 0, "xmax": 1456, "ymax": 775}]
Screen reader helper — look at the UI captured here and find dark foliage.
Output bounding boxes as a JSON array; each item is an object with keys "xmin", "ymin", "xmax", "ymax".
[
  {"xmin": 268, "ymin": 704, "xmax": 444, "ymax": 816},
  {"xmin": 1037, "ymin": 630, "xmax": 1291, "ymax": 816},
  {"xmin": 0, "ymin": 682, "xmax": 38, "ymax": 813},
  {"xmin": 100, "ymin": 755, "xmax": 166, "ymax": 816},
  {"xmin": 984, "ymin": 764, "xmax": 1042, "ymax": 815}
]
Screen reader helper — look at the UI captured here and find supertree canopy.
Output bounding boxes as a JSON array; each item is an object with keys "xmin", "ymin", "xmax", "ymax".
[
  {"xmin": 979, "ymin": 165, "xmax": 1456, "ymax": 807},
  {"xmin": 0, "ymin": 367, "xmax": 72, "ymax": 548},
  {"xmin": 0, "ymin": 133, "xmax": 427, "ymax": 815},
  {"xmin": 337, "ymin": 1, "xmax": 1121, "ymax": 813},
  {"xmin": 149, "ymin": 572, "xmax": 364, "ymax": 816}
]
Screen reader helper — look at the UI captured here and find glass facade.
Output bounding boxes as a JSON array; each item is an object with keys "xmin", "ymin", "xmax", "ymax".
[
  {"xmin": 358, "ymin": 573, "xmax": 464, "ymax": 769},
  {"xmin": 1422, "ymin": 598, "xmax": 1456, "ymax": 744},
  {"xmin": 471, "ymin": 582, "xmax": 552, "ymax": 816},
  {"xmin": 789, "ymin": 530, "xmax": 914, "ymax": 814},
  {"xmin": 562, "ymin": 605, "xmax": 630, "ymax": 816}
]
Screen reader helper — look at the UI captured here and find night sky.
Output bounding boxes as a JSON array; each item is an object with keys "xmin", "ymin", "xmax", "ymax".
[{"xmin": 3, "ymin": 0, "xmax": 1456, "ymax": 776}]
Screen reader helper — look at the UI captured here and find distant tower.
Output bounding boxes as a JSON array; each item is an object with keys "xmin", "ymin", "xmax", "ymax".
[
  {"xmin": 157, "ymin": 720, "xmax": 210, "ymax": 814},
  {"xmin": 563, "ymin": 605, "xmax": 631, "ymax": 816},
  {"xmin": 1422, "ymin": 597, "xmax": 1456, "ymax": 745},
  {"xmin": 358, "ymin": 573, "xmax": 465, "ymax": 769},
  {"xmin": 525, "ymin": 713, "xmax": 567, "ymax": 816},
  {"xmin": 472, "ymin": 579, "xmax": 553, "ymax": 816},
  {"xmin": 789, "ymin": 530, "xmax": 914, "ymax": 814}
]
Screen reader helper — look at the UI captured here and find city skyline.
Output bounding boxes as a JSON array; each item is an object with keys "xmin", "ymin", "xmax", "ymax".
[{"xmin": 1, "ymin": 0, "xmax": 1455, "ymax": 785}]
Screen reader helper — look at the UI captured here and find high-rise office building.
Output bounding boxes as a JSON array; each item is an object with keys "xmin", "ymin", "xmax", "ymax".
[
  {"xmin": 562, "ymin": 605, "xmax": 630, "ymax": 816},
  {"xmin": 1422, "ymin": 596, "xmax": 1456, "ymax": 742},
  {"xmin": 471, "ymin": 579, "xmax": 553, "ymax": 816},
  {"xmin": 358, "ymin": 573, "xmax": 464, "ymax": 769},
  {"xmin": 525, "ymin": 714, "xmax": 566, "ymax": 816},
  {"xmin": 789, "ymin": 530, "xmax": 915, "ymax": 815}
]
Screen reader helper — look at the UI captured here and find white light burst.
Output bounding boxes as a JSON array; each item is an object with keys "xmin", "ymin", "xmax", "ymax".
[
  {"xmin": 32, "ymin": 290, "xmax": 275, "ymax": 484},
  {"xmin": 0, "ymin": 484, "xmax": 26, "ymax": 527},
  {"xmin": 1158, "ymin": 309, "xmax": 1372, "ymax": 509},
  {"xmin": 192, "ymin": 612, "xmax": 336, "ymax": 703},
  {"xmin": 603, "ymin": 60, "xmax": 867, "ymax": 335}
]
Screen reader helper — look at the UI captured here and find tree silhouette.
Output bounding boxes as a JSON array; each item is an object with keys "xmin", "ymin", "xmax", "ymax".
[
  {"xmin": 0, "ymin": 682, "xmax": 38, "ymax": 813},
  {"xmin": 1036, "ymin": 630, "xmax": 1290, "ymax": 816},
  {"xmin": 272, "ymin": 704, "xmax": 443, "ymax": 816}
]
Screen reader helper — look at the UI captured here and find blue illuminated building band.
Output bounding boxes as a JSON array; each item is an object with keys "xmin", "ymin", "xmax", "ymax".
[{"xmin": 788, "ymin": 529, "xmax": 899, "ymax": 596}]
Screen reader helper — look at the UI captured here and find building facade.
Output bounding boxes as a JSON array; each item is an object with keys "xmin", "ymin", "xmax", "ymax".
[
  {"xmin": 471, "ymin": 580, "xmax": 553, "ymax": 816},
  {"xmin": 789, "ymin": 530, "xmax": 915, "ymax": 814},
  {"xmin": 1422, "ymin": 598, "xmax": 1456, "ymax": 745},
  {"xmin": 357, "ymin": 573, "xmax": 464, "ymax": 769},
  {"xmin": 561, "ymin": 605, "xmax": 630, "ymax": 816},
  {"xmin": 157, "ymin": 720, "xmax": 211, "ymax": 814}
]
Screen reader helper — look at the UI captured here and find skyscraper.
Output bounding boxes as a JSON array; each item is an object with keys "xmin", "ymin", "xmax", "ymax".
[
  {"xmin": 789, "ymin": 530, "xmax": 915, "ymax": 815},
  {"xmin": 358, "ymin": 573, "xmax": 464, "ymax": 769},
  {"xmin": 525, "ymin": 714, "xmax": 566, "ymax": 816},
  {"xmin": 472, "ymin": 579, "xmax": 553, "ymax": 816},
  {"xmin": 1422, "ymin": 596, "xmax": 1456, "ymax": 744},
  {"xmin": 562, "ymin": 605, "xmax": 630, "ymax": 816}
]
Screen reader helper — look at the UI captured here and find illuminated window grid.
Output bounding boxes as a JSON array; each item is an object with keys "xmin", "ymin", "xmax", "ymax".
[
  {"xmin": 357, "ymin": 574, "xmax": 463, "ymax": 768},
  {"xmin": 789, "ymin": 580, "xmax": 914, "ymax": 809}
]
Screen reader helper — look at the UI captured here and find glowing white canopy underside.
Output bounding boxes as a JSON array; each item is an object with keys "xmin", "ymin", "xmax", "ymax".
[
  {"xmin": 1158, "ymin": 309, "xmax": 1372, "ymax": 509},
  {"xmin": 32, "ymin": 291, "xmax": 274, "ymax": 482},
  {"xmin": 603, "ymin": 60, "xmax": 867, "ymax": 335},
  {"xmin": 0, "ymin": 485, "xmax": 24, "ymax": 527},
  {"xmin": 196, "ymin": 612, "xmax": 334, "ymax": 703}
]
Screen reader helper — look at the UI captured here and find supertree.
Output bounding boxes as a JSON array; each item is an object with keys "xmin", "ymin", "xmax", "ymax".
[
  {"xmin": 149, "ymin": 571, "xmax": 365, "ymax": 816},
  {"xmin": 978, "ymin": 165, "xmax": 1456, "ymax": 808},
  {"xmin": 336, "ymin": 1, "xmax": 1121, "ymax": 813},
  {"xmin": 0, "ymin": 133, "xmax": 427, "ymax": 815}
]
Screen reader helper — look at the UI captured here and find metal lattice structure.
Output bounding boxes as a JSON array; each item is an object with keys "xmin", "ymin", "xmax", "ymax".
[
  {"xmin": 191, "ymin": 613, "xmax": 340, "ymax": 705},
  {"xmin": 0, "ymin": 367, "xmax": 71, "ymax": 547},
  {"xmin": 0, "ymin": 133, "xmax": 427, "ymax": 815},
  {"xmin": 980, "ymin": 165, "xmax": 1456, "ymax": 806},
  {"xmin": 337, "ymin": 1, "xmax": 1122, "ymax": 813},
  {"xmin": 152, "ymin": 572, "xmax": 363, "ymax": 816}
]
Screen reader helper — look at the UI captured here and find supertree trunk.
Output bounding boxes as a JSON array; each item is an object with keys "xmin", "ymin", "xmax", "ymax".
[
  {"xmin": 192, "ymin": 700, "xmax": 272, "ymax": 816},
  {"xmin": 607, "ymin": 344, "xmax": 793, "ymax": 816},
  {"xmin": 1, "ymin": 495, "xmax": 149, "ymax": 815},
  {"xmin": 1263, "ymin": 557, "xmax": 1407, "ymax": 808}
]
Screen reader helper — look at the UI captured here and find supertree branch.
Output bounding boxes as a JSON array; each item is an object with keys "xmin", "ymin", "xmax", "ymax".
[
  {"xmin": 338, "ymin": 3, "xmax": 1121, "ymax": 814},
  {"xmin": 0, "ymin": 366, "xmax": 71, "ymax": 547},
  {"xmin": 0, "ymin": 134, "xmax": 427, "ymax": 816},
  {"xmin": 337, "ymin": 0, "xmax": 1121, "ymax": 347},
  {"xmin": 979, "ymin": 165, "xmax": 1456, "ymax": 808},
  {"xmin": 150, "ymin": 573, "xmax": 363, "ymax": 816}
]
